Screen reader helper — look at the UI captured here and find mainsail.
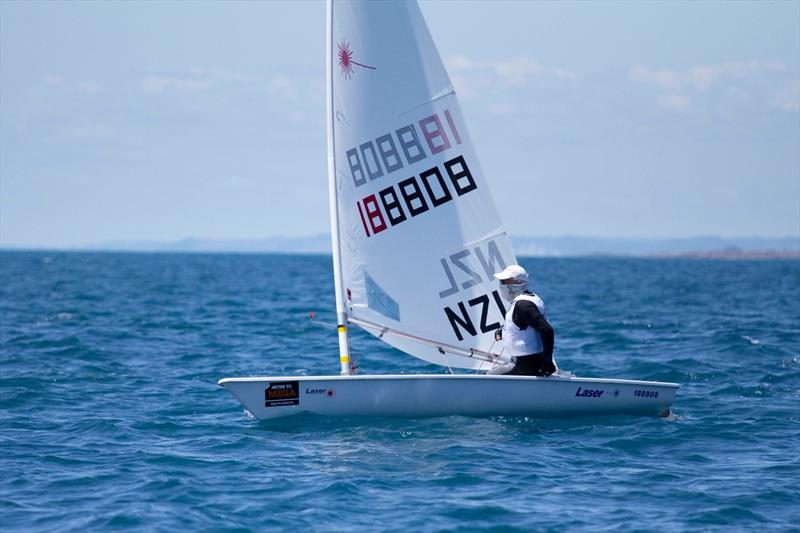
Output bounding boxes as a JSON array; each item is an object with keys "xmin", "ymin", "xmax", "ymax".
[{"xmin": 328, "ymin": 0, "xmax": 517, "ymax": 369}]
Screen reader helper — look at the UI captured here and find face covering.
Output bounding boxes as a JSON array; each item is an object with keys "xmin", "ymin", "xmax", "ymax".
[{"xmin": 499, "ymin": 281, "xmax": 528, "ymax": 302}]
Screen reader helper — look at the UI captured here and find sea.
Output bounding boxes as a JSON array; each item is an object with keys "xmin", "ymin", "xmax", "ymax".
[{"xmin": 1, "ymin": 251, "xmax": 798, "ymax": 531}]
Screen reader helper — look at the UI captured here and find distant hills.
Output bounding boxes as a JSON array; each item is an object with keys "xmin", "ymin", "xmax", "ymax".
[
  {"xmin": 92, "ymin": 235, "xmax": 334, "ymax": 254},
  {"xmin": 510, "ymin": 235, "xmax": 800, "ymax": 258},
  {"xmin": 56, "ymin": 234, "xmax": 800, "ymax": 258}
]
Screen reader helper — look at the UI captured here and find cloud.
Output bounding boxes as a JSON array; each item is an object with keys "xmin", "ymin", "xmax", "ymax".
[
  {"xmin": 629, "ymin": 67, "xmax": 682, "ymax": 91},
  {"xmin": 133, "ymin": 69, "xmax": 321, "ymax": 124},
  {"xmin": 263, "ymin": 74, "xmax": 324, "ymax": 113},
  {"xmin": 446, "ymin": 55, "xmax": 577, "ymax": 89},
  {"xmin": 77, "ymin": 82, "xmax": 103, "ymax": 95},
  {"xmin": 630, "ymin": 61, "xmax": 797, "ymax": 113},
  {"xmin": 56, "ymin": 121, "xmax": 113, "ymax": 142},
  {"xmin": 771, "ymin": 79, "xmax": 800, "ymax": 111},
  {"xmin": 659, "ymin": 94, "xmax": 691, "ymax": 112},
  {"xmin": 35, "ymin": 75, "xmax": 103, "ymax": 96},
  {"xmin": 494, "ymin": 59, "xmax": 544, "ymax": 86},
  {"xmin": 486, "ymin": 101, "xmax": 515, "ymax": 116},
  {"xmin": 630, "ymin": 61, "xmax": 786, "ymax": 92},
  {"xmin": 43, "ymin": 74, "xmax": 64, "ymax": 86},
  {"xmin": 216, "ymin": 176, "xmax": 255, "ymax": 190},
  {"xmin": 266, "ymin": 74, "xmax": 297, "ymax": 99},
  {"xmin": 141, "ymin": 74, "xmax": 212, "ymax": 93},
  {"xmin": 139, "ymin": 68, "xmax": 247, "ymax": 94}
]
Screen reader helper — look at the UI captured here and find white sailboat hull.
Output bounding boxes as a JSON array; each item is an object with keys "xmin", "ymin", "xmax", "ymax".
[{"xmin": 219, "ymin": 374, "xmax": 678, "ymax": 421}]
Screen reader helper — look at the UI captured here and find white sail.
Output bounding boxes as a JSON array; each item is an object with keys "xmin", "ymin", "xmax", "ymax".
[{"xmin": 329, "ymin": 0, "xmax": 517, "ymax": 369}]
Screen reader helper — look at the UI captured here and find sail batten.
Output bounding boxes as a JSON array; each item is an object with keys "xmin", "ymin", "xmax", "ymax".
[
  {"xmin": 331, "ymin": 0, "xmax": 518, "ymax": 369},
  {"xmin": 398, "ymin": 88, "xmax": 457, "ymax": 117}
]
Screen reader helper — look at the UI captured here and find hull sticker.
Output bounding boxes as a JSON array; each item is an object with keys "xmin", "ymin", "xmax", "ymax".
[{"xmin": 265, "ymin": 381, "xmax": 300, "ymax": 407}]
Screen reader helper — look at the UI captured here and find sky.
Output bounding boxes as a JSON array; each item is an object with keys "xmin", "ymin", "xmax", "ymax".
[{"xmin": 1, "ymin": 0, "xmax": 798, "ymax": 248}]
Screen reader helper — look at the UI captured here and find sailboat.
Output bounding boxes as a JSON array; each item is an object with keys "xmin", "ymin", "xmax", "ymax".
[{"xmin": 219, "ymin": 0, "xmax": 678, "ymax": 420}]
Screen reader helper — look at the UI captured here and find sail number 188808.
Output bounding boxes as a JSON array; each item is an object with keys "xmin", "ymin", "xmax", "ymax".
[{"xmin": 355, "ymin": 155, "xmax": 477, "ymax": 238}]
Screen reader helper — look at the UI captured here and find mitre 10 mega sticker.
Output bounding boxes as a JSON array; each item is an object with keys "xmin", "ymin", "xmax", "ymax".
[{"xmin": 264, "ymin": 381, "xmax": 300, "ymax": 407}]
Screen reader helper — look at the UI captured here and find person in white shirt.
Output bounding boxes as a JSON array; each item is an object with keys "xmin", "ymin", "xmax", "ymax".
[{"xmin": 490, "ymin": 264, "xmax": 556, "ymax": 376}]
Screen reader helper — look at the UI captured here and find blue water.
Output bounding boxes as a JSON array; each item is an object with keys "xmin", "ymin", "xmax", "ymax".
[{"xmin": 1, "ymin": 251, "xmax": 798, "ymax": 531}]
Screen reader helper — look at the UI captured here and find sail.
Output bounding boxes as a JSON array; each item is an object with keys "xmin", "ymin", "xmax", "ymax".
[{"xmin": 328, "ymin": 0, "xmax": 518, "ymax": 369}]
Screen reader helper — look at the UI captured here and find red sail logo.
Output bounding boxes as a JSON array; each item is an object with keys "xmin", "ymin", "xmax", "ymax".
[{"xmin": 338, "ymin": 40, "xmax": 375, "ymax": 79}]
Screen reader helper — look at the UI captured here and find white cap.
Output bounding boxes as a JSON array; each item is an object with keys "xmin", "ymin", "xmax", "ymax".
[{"xmin": 493, "ymin": 264, "xmax": 529, "ymax": 282}]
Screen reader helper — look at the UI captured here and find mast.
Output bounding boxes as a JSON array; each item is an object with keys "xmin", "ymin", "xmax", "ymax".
[{"xmin": 326, "ymin": 0, "xmax": 352, "ymax": 376}]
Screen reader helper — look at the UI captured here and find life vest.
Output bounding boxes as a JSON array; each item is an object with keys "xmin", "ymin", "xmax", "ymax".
[{"xmin": 502, "ymin": 293, "xmax": 546, "ymax": 357}]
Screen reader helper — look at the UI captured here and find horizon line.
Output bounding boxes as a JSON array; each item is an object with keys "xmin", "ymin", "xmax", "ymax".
[{"xmin": 2, "ymin": 232, "xmax": 799, "ymax": 251}]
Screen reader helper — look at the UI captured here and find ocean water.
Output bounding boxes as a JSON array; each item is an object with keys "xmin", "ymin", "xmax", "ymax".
[{"xmin": 1, "ymin": 251, "xmax": 798, "ymax": 531}]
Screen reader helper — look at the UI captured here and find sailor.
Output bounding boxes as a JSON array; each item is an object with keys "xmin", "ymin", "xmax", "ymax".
[{"xmin": 489, "ymin": 264, "xmax": 557, "ymax": 376}]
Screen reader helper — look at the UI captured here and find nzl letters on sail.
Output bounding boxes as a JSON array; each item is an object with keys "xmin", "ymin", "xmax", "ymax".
[{"xmin": 438, "ymin": 238, "xmax": 509, "ymax": 342}]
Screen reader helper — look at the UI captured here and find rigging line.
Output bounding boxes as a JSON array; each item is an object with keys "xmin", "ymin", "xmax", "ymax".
[
  {"xmin": 309, "ymin": 313, "xmax": 338, "ymax": 329},
  {"xmin": 438, "ymin": 344, "xmax": 457, "ymax": 375},
  {"xmin": 310, "ymin": 320, "xmax": 338, "ymax": 329},
  {"xmin": 348, "ymin": 316, "xmax": 501, "ymax": 364},
  {"xmin": 477, "ymin": 338, "xmax": 501, "ymax": 373},
  {"xmin": 458, "ymin": 229, "xmax": 509, "ymax": 250}
]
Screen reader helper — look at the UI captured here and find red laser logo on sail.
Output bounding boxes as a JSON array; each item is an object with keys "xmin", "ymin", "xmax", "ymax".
[{"xmin": 338, "ymin": 40, "xmax": 375, "ymax": 79}]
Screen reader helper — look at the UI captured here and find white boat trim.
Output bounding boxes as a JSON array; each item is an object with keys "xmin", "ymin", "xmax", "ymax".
[{"xmin": 220, "ymin": 374, "xmax": 679, "ymax": 387}]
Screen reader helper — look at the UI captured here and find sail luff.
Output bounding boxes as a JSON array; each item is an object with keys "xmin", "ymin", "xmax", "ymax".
[{"xmin": 326, "ymin": 0, "xmax": 352, "ymax": 376}]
